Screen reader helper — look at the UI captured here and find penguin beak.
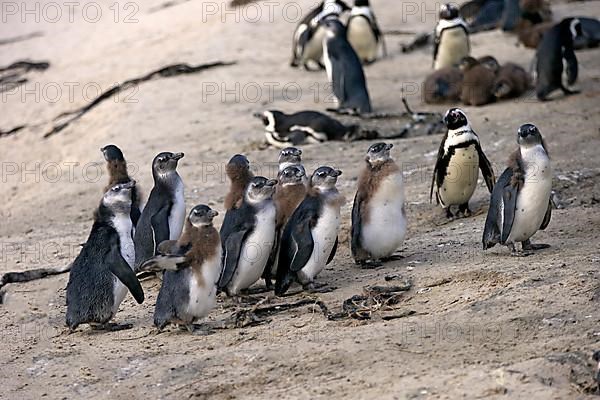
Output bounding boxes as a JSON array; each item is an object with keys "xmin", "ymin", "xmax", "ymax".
[
  {"xmin": 121, "ymin": 180, "xmax": 136, "ymax": 189},
  {"xmin": 207, "ymin": 210, "xmax": 218, "ymax": 218},
  {"xmin": 266, "ymin": 179, "xmax": 278, "ymax": 186},
  {"xmin": 331, "ymin": 169, "xmax": 342, "ymax": 177},
  {"xmin": 252, "ymin": 112, "xmax": 263, "ymax": 119},
  {"xmin": 171, "ymin": 152, "xmax": 184, "ymax": 160},
  {"xmin": 296, "ymin": 169, "xmax": 305, "ymax": 177},
  {"xmin": 385, "ymin": 144, "xmax": 394, "ymax": 151}
]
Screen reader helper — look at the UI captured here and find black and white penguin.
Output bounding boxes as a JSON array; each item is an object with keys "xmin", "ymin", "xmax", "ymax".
[
  {"xmin": 536, "ymin": 18, "xmax": 582, "ymax": 101},
  {"xmin": 140, "ymin": 205, "xmax": 222, "ymax": 332},
  {"xmin": 224, "ymin": 154, "xmax": 254, "ymax": 211},
  {"xmin": 278, "ymin": 146, "xmax": 309, "ymax": 185},
  {"xmin": 290, "ymin": 0, "xmax": 350, "ymax": 70},
  {"xmin": 347, "ymin": 0, "xmax": 386, "ymax": 64},
  {"xmin": 483, "ymin": 124, "xmax": 552, "ymax": 255},
  {"xmin": 351, "ymin": 143, "xmax": 407, "ymax": 267},
  {"xmin": 433, "ymin": 3, "xmax": 470, "ymax": 70},
  {"xmin": 218, "ymin": 177, "xmax": 277, "ymax": 296},
  {"xmin": 430, "ymin": 108, "xmax": 495, "ymax": 218},
  {"xmin": 66, "ymin": 181, "xmax": 144, "ymax": 331},
  {"xmin": 322, "ymin": 18, "xmax": 373, "ymax": 114},
  {"xmin": 255, "ymin": 110, "xmax": 358, "ymax": 148},
  {"xmin": 275, "ymin": 166, "xmax": 345, "ymax": 296},
  {"xmin": 101, "ymin": 144, "xmax": 143, "ymax": 228},
  {"xmin": 133, "ymin": 152, "xmax": 185, "ymax": 269}
]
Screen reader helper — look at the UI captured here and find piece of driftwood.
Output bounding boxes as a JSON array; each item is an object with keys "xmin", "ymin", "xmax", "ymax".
[
  {"xmin": 0, "ymin": 31, "xmax": 43, "ymax": 46},
  {"xmin": 0, "ymin": 60, "xmax": 49, "ymax": 93},
  {"xmin": 327, "ymin": 282, "xmax": 413, "ymax": 320}
]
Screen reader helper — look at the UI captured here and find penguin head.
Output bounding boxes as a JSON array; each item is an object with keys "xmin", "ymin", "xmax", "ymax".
[
  {"xmin": 226, "ymin": 154, "xmax": 251, "ymax": 180},
  {"xmin": 311, "ymin": 166, "xmax": 342, "ymax": 191},
  {"xmin": 439, "ymin": 3, "xmax": 459, "ymax": 20},
  {"xmin": 189, "ymin": 205, "xmax": 218, "ymax": 227},
  {"xmin": 568, "ymin": 18, "xmax": 582, "ymax": 40},
  {"xmin": 102, "ymin": 180, "xmax": 135, "ymax": 211},
  {"xmin": 322, "ymin": 17, "xmax": 347, "ymax": 38},
  {"xmin": 459, "ymin": 56, "xmax": 479, "ymax": 72},
  {"xmin": 254, "ymin": 110, "xmax": 282, "ymax": 132},
  {"xmin": 101, "ymin": 144, "xmax": 124, "ymax": 162},
  {"xmin": 478, "ymin": 56, "xmax": 500, "ymax": 74},
  {"xmin": 278, "ymin": 165, "xmax": 306, "ymax": 186},
  {"xmin": 279, "ymin": 147, "xmax": 302, "ymax": 166},
  {"xmin": 366, "ymin": 142, "xmax": 393, "ymax": 165},
  {"xmin": 517, "ymin": 124, "xmax": 543, "ymax": 147},
  {"xmin": 493, "ymin": 78, "xmax": 512, "ymax": 99},
  {"xmin": 354, "ymin": 0, "xmax": 370, "ymax": 6},
  {"xmin": 246, "ymin": 176, "xmax": 277, "ymax": 204},
  {"xmin": 443, "ymin": 108, "xmax": 469, "ymax": 130},
  {"xmin": 152, "ymin": 152, "xmax": 184, "ymax": 179}
]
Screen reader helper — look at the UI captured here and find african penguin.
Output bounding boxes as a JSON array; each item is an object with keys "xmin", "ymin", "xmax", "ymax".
[
  {"xmin": 536, "ymin": 18, "xmax": 582, "ymax": 101},
  {"xmin": 133, "ymin": 152, "xmax": 185, "ymax": 270},
  {"xmin": 140, "ymin": 205, "xmax": 222, "ymax": 332},
  {"xmin": 101, "ymin": 144, "xmax": 143, "ymax": 228},
  {"xmin": 275, "ymin": 166, "xmax": 345, "ymax": 296},
  {"xmin": 460, "ymin": 56, "xmax": 496, "ymax": 106},
  {"xmin": 493, "ymin": 63, "xmax": 532, "ymax": 99},
  {"xmin": 218, "ymin": 177, "xmax": 277, "ymax": 296},
  {"xmin": 483, "ymin": 124, "xmax": 552, "ymax": 255},
  {"xmin": 224, "ymin": 154, "xmax": 254, "ymax": 211},
  {"xmin": 347, "ymin": 0, "xmax": 386, "ymax": 64},
  {"xmin": 322, "ymin": 18, "xmax": 373, "ymax": 114},
  {"xmin": 66, "ymin": 181, "xmax": 144, "ymax": 331},
  {"xmin": 433, "ymin": 3, "xmax": 470, "ymax": 70},
  {"xmin": 278, "ymin": 147, "xmax": 309, "ymax": 186},
  {"xmin": 351, "ymin": 143, "xmax": 407, "ymax": 267},
  {"xmin": 423, "ymin": 66, "xmax": 463, "ymax": 104},
  {"xmin": 430, "ymin": 108, "xmax": 495, "ymax": 218}
]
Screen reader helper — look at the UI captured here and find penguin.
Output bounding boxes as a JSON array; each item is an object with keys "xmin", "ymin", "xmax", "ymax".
[
  {"xmin": 517, "ymin": 21, "xmax": 553, "ymax": 49},
  {"xmin": 275, "ymin": 166, "xmax": 344, "ymax": 296},
  {"xmin": 346, "ymin": 0, "xmax": 386, "ymax": 64},
  {"xmin": 101, "ymin": 144, "xmax": 143, "ymax": 228},
  {"xmin": 351, "ymin": 143, "xmax": 407, "ymax": 267},
  {"xmin": 218, "ymin": 177, "xmax": 277, "ymax": 296},
  {"xmin": 140, "ymin": 205, "xmax": 221, "ymax": 332},
  {"xmin": 493, "ymin": 62, "xmax": 532, "ymax": 99},
  {"xmin": 423, "ymin": 66, "xmax": 463, "ymax": 104},
  {"xmin": 278, "ymin": 146, "xmax": 309, "ymax": 185},
  {"xmin": 460, "ymin": 56, "xmax": 496, "ymax": 106},
  {"xmin": 255, "ymin": 110, "xmax": 359, "ymax": 148},
  {"xmin": 430, "ymin": 108, "xmax": 495, "ymax": 218},
  {"xmin": 290, "ymin": 0, "xmax": 350, "ymax": 70},
  {"xmin": 66, "ymin": 181, "xmax": 144, "ymax": 331},
  {"xmin": 433, "ymin": 3, "xmax": 470, "ymax": 70},
  {"xmin": 224, "ymin": 154, "xmax": 253, "ymax": 211},
  {"xmin": 536, "ymin": 18, "xmax": 582, "ymax": 101},
  {"xmin": 477, "ymin": 55, "xmax": 500, "ymax": 73},
  {"xmin": 133, "ymin": 152, "xmax": 185, "ymax": 269},
  {"xmin": 322, "ymin": 18, "xmax": 373, "ymax": 114},
  {"xmin": 482, "ymin": 124, "xmax": 552, "ymax": 255}
]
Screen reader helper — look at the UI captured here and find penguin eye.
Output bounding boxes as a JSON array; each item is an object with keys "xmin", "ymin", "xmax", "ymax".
[{"xmin": 112, "ymin": 187, "xmax": 120, "ymax": 192}]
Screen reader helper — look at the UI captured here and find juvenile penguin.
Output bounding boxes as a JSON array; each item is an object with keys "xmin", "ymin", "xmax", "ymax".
[
  {"xmin": 433, "ymin": 4, "xmax": 470, "ymax": 70},
  {"xmin": 493, "ymin": 62, "xmax": 532, "ymax": 99},
  {"xmin": 140, "ymin": 205, "xmax": 221, "ymax": 332},
  {"xmin": 536, "ymin": 18, "xmax": 582, "ymax": 101},
  {"xmin": 275, "ymin": 167, "xmax": 344, "ymax": 296},
  {"xmin": 431, "ymin": 108, "xmax": 495, "ymax": 218},
  {"xmin": 218, "ymin": 177, "xmax": 277, "ymax": 296},
  {"xmin": 101, "ymin": 144, "xmax": 143, "ymax": 227},
  {"xmin": 423, "ymin": 67, "xmax": 463, "ymax": 103},
  {"xmin": 347, "ymin": 0, "xmax": 386, "ymax": 64},
  {"xmin": 483, "ymin": 124, "xmax": 552, "ymax": 255},
  {"xmin": 224, "ymin": 154, "xmax": 253, "ymax": 211},
  {"xmin": 66, "ymin": 181, "xmax": 144, "ymax": 331},
  {"xmin": 460, "ymin": 56, "xmax": 496, "ymax": 106},
  {"xmin": 278, "ymin": 147, "xmax": 309, "ymax": 186},
  {"xmin": 133, "ymin": 152, "xmax": 185, "ymax": 269},
  {"xmin": 322, "ymin": 18, "xmax": 373, "ymax": 114},
  {"xmin": 351, "ymin": 143, "xmax": 407, "ymax": 267}
]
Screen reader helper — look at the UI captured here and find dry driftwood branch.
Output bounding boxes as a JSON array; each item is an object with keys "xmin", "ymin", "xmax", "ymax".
[{"xmin": 0, "ymin": 31, "xmax": 43, "ymax": 46}]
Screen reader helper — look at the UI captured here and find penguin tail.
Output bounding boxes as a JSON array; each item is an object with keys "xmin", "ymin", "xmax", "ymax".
[{"xmin": 139, "ymin": 255, "xmax": 188, "ymax": 272}]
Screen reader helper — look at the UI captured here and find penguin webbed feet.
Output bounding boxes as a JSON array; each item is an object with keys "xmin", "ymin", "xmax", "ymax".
[
  {"xmin": 90, "ymin": 322, "xmax": 134, "ymax": 332},
  {"xmin": 522, "ymin": 240, "xmax": 550, "ymax": 252}
]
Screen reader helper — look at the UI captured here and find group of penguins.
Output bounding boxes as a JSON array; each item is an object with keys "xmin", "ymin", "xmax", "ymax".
[{"xmin": 65, "ymin": 108, "xmax": 554, "ymax": 333}]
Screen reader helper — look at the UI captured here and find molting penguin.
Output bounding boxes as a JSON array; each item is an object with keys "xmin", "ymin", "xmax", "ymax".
[
  {"xmin": 493, "ymin": 62, "xmax": 532, "ymax": 99},
  {"xmin": 347, "ymin": 0, "xmax": 386, "ymax": 64},
  {"xmin": 224, "ymin": 154, "xmax": 254, "ymax": 211},
  {"xmin": 133, "ymin": 152, "xmax": 185, "ymax": 269},
  {"xmin": 423, "ymin": 66, "xmax": 464, "ymax": 104},
  {"xmin": 66, "ymin": 181, "xmax": 144, "ymax": 331},
  {"xmin": 218, "ymin": 177, "xmax": 277, "ymax": 296},
  {"xmin": 278, "ymin": 146, "xmax": 309, "ymax": 186},
  {"xmin": 431, "ymin": 108, "xmax": 495, "ymax": 218},
  {"xmin": 483, "ymin": 124, "xmax": 552, "ymax": 255},
  {"xmin": 536, "ymin": 18, "xmax": 582, "ymax": 101},
  {"xmin": 322, "ymin": 18, "xmax": 373, "ymax": 114},
  {"xmin": 460, "ymin": 56, "xmax": 496, "ymax": 106},
  {"xmin": 275, "ymin": 167, "xmax": 344, "ymax": 296},
  {"xmin": 141, "ymin": 205, "xmax": 221, "ymax": 332},
  {"xmin": 351, "ymin": 143, "xmax": 407, "ymax": 267},
  {"xmin": 433, "ymin": 3, "xmax": 470, "ymax": 70},
  {"xmin": 101, "ymin": 144, "xmax": 143, "ymax": 228}
]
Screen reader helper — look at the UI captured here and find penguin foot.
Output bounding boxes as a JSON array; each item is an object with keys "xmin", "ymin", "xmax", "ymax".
[
  {"xmin": 190, "ymin": 324, "xmax": 215, "ymax": 336},
  {"xmin": 561, "ymin": 86, "xmax": 579, "ymax": 96},
  {"xmin": 522, "ymin": 240, "xmax": 550, "ymax": 251},
  {"xmin": 444, "ymin": 208, "xmax": 454, "ymax": 219},
  {"xmin": 458, "ymin": 204, "xmax": 472, "ymax": 218},
  {"xmin": 92, "ymin": 322, "xmax": 133, "ymax": 332}
]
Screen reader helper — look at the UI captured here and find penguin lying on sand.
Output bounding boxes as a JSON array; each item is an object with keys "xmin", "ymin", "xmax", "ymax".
[
  {"xmin": 224, "ymin": 154, "xmax": 253, "ymax": 211},
  {"xmin": 493, "ymin": 63, "xmax": 532, "ymax": 99},
  {"xmin": 460, "ymin": 56, "xmax": 496, "ymax": 106},
  {"xmin": 423, "ymin": 67, "xmax": 463, "ymax": 104}
]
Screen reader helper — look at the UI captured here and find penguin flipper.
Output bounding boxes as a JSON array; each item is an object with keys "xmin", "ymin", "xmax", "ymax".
[
  {"xmin": 500, "ymin": 179, "xmax": 519, "ymax": 245},
  {"xmin": 476, "ymin": 142, "xmax": 496, "ymax": 192},
  {"xmin": 563, "ymin": 46, "xmax": 578, "ymax": 85},
  {"xmin": 483, "ymin": 168, "xmax": 512, "ymax": 249},
  {"xmin": 430, "ymin": 132, "xmax": 449, "ymax": 203},
  {"xmin": 540, "ymin": 199, "xmax": 552, "ymax": 230},
  {"xmin": 139, "ymin": 255, "xmax": 188, "ymax": 272},
  {"xmin": 289, "ymin": 221, "xmax": 315, "ymax": 272},
  {"xmin": 108, "ymin": 245, "xmax": 144, "ymax": 304},
  {"xmin": 351, "ymin": 191, "xmax": 364, "ymax": 257},
  {"xmin": 150, "ymin": 203, "xmax": 172, "ymax": 252},
  {"xmin": 326, "ymin": 236, "xmax": 338, "ymax": 265},
  {"xmin": 218, "ymin": 229, "xmax": 251, "ymax": 288},
  {"xmin": 157, "ymin": 240, "xmax": 191, "ymax": 256}
]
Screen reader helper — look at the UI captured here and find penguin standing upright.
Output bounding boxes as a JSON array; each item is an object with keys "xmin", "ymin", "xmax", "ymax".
[
  {"xmin": 347, "ymin": 0, "xmax": 386, "ymax": 64},
  {"xmin": 483, "ymin": 124, "xmax": 552, "ymax": 255},
  {"xmin": 351, "ymin": 143, "xmax": 407, "ymax": 267},
  {"xmin": 536, "ymin": 18, "xmax": 582, "ymax": 101},
  {"xmin": 278, "ymin": 147, "xmax": 308, "ymax": 186},
  {"xmin": 140, "ymin": 205, "xmax": 222, "ymax": 332},
  {"xmin": 224, "ymin": 154, "xmax": 253, "ymax": 211},
  {"xmin": 101, "ymin": 145, "xmax": 143, "ymax": 227},
  {"xmin": 276, "ymin": 167, "xmax": 344, "ymax": 296},
  {"xmin": 218, "ymin": 177, "xmax": 278, "ymax": 296},
  {"xmin": 431, "ymin": 108, "xmax": 495, "ymax": 218},
  {"xmin": 66, "ymin": 181, "xmax": 144, "ymax": 331},
  {"xmin": 322, "ymin": 18, "xmax": 373, "ymax": 114},
  {"xmin": 134, "ymin": 152, "xmax": 185, "ymax": 269},
  {"xmin": 433, "ymin": 3, "xmax": 470, "ymax": 70}
]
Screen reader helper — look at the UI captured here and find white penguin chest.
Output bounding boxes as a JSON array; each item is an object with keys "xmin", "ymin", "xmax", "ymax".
[
  {"xmin": 439, "ymin": 145, "xmax": 479, "ymax": 206},
  {"xmin": 304, "ymin": 26, "xmax": 327, "ymax": 62},
  {"xmin": 169, "ymin": 178, "xmax": 186, "ymax": 240},
  {"xmin": 111, "ymin": 215, "xmax": 135, "ymax": 314},
  {"xmin": 347, "ymin": 17, "xmax": 378, "ymax": 61},
  {"xmin": 435, "ymin": 27, "xmax": 469, "ymax": 69},
  {"xmin": 322, "ymin": 39, "xmax": 334, "ymax": 84},
  {"xmin": 186, "ymin": 249, "xmax": 222, "ymax": 319}
]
